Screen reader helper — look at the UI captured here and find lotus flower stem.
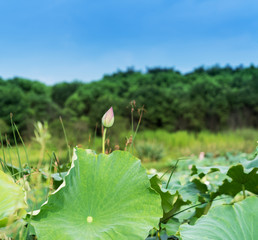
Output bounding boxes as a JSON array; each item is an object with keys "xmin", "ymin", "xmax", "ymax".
[
  {"xmin": 165, "ymin": 159, "xmax": 179, "ymax": 189},
  {"xmin": 130, "ymin": 106, "xmax": 144, "ymax": 153},
  {"xmin": 242, "ymin": 184, "xmax": 246, "ymax": 199},
  {"xmin": 102, "ymin": 128, "xmax": 107, "ymax": 154},
  {"xmin": 161, "ymin": 196, "xmax": 231, "ymax": 223},
  {"xmin": 60, "ymin": 116, "xmax": 71, "ymax": 161},
  {"xmin": 10, "ymin": 113, "xmax": 23, "ymax": 181}
]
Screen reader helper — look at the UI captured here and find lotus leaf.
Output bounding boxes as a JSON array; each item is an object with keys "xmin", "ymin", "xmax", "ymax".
[
  {"xmin": 31, "ymin": 149, "xmax": 162, "ymax": 240},
  {"xmin": 180, "ymin": 196, "xmax": 258, "ymax": 240}
]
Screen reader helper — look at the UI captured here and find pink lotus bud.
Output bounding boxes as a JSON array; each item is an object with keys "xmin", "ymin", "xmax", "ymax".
[
  {"xmin": 199, "ymin": 152, "xmax": 205, "ymax": 160},
  {"xmin": 102, "ymin": 107, "xmax": 114, "ymax": 128}
]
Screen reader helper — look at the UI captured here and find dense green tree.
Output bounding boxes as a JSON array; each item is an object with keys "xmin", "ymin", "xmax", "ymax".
[
  {"xmin": 0, "ymin": 65, "xmax": 258, "ymax": 138},
  {"xmin": 0, "ymin": 84, "xmax": 28, "ymax": 128},
  {"xmin": 51, "ymin": 81, "xmax": 83, "ymax": 108}
]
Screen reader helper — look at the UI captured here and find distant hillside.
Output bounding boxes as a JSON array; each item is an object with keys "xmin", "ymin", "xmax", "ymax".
[{"xmin": 1, "ymin": 65, "xmax": 258, "ymax": 137}]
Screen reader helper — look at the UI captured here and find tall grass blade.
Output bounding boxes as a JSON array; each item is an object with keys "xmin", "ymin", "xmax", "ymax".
[
  {"xmin": 10, "ymin": 113, "xmax": 23, "ymax": 179},
  {"xmin": 14, "ymin": 123, "xmax": 31, "ymax": 172},
  {"xmin": 59, "ymin": 116, "xmax": 71, "ymax": 161},
  {"xmin": 0, "ymin": 158, "xmax": 5, "ymax": 172},
  {"xmin": 92, "ymin": 123, "xmax": 98, "ymax": 150},
  {"xmin": 131, "ymin": 103, "xmax": 134, "ymax": 153},
  {"xmin": 0, "ymin": 132, "xmax": 13, "ymax": 176},
  {"xmin": 130, "ymin": 106, "xmax": 144, "ymax": 153},
  {"xmin": 5, "ymin": 134, "xmax": 15, "ymax": 176},
  {"xmin": 0, "ymin": 130, "xmax": 8, "ymax": 172}
]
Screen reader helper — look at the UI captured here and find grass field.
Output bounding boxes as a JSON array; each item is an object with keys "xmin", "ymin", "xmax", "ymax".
[{"xmin": 1, "ymin": 128, "xmax": 257, "ymax": 171}]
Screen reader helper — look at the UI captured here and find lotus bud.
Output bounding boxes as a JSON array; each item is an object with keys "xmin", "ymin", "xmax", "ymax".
[{"xmin": 102, "ymin": 107, "xmax": 114, "ymax": 128}]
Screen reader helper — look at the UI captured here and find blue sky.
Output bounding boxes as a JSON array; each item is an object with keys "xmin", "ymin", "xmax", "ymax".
[{"xmin": 0, "ymin": 0, "xmax": 258, "ymax": 84}]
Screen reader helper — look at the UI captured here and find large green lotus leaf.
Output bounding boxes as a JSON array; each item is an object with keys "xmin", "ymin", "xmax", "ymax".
[
  {"xmin": 191, "ymin": 165, "xmax": 229, "ymax": 178},
  {"xmin": 241, "ymin": 155, "xmax": 258, "ymax": 169},
  {"xmin": 0, "ymin": 170, "xmax": 27, "ymax": 224},
  {"xmin": 179, "ymin": 196, "xmax": 258, "ymax": 240},
  {"xmin": 149, "ymin": 175, "xmax": 206, "ymax": 224},
  {"xmin": 240, "ymin": 154, "xmax": 258, "ymax": 171},
  {"xmin": 161, "ymin": 218, "xmax": 180, "ymax": 236},
  {"xmin": 149, "ymin": 175, "xmax": 190, "ymax": 224},
  {"xmin": 168, "ymin": 179, "xmax": 208, "ymax": 204},
  {"xmin": 149, "ymin": 175, "xmax": 180, "ymax": 214},
  {"xmin": 218, "ymin": 164, "xmax": 258, "ymax": 196},
  {"xmin": 31, "ymin": 149, "xmax": 162, "ymax": 240}
]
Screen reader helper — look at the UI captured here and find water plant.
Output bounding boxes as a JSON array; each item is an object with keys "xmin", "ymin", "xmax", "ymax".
[{"xmin": 0, "ymin": 108, "xmax": 257, "ymax": 239}]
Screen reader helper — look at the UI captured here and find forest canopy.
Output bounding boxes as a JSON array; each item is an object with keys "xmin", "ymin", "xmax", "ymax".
[{"xmin": 0, "ymin": 65, "xmax": 257, "ymax": 138}]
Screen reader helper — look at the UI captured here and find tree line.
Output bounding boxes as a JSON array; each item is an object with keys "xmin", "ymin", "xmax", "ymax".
[{"xmin": 0, "ymin": 65, "xmax": 257, "ymax": 139}]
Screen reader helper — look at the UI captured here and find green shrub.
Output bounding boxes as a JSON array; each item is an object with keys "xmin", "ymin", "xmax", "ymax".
[
  {"xmin": 0, "ymin": 118, "xmax": 9, "ymax": 134},
  {"xmin": 136, "ymin": 142, "xmax": 165, "ymax": 162}
]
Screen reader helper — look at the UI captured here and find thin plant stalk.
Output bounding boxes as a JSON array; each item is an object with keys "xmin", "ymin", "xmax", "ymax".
[
  {"xmin": 45, "ymin": 152, "xmax": 55, "ymax": 197},
  {"xmin": 0, "ymin": 131, "xmax": 8, "ymax": 172},
  {"xmin": 5, "ymin": 135, "xmax": 14, "ymax": 176},
  {"xmin": 14, "ymin": 123, "xmax": 31, "ymax": 172},
  {"xmin": 10, "ymin": 114, "xmax": 23, "ymax": 179},
  {"xmin": 172, "ymin": 197, "xmax": 230, "ymax": 218},
  {"xmin": 130, "ymin": 106, "xmax": 144, "ymax": 152},
  {"xmin": 102, "ymin": 128, "xmax": 107, "ymax": 154},
  {"xmin": 52, "ymin": 152, "xmax": 61, "ymax": 175},
  {"xmin": 46, "ymin": 151, "xmax": 57, "ymax": 174},
  {"xmin": 242, "ymin": 184, "xmax": 246, "ymax": 199},
  {"xmin": 92, "ymin": 123, "xmax": 98, "ymax": 150},
  {"xmin": 160, "ymin": 167, "xmax": 172, "ymax": 180},
  {"xmin": 22, "ymin": 193, "xmax": 37, "ymax": 239},
  {"xmin": 0, "ymin": 159, "xmax": 4, "ymax": 171},
  {"xmin": 37, "ymin": 141, "xmax": 46, "ymax": 170},
  {"xmin": 59, "ymin": 116, "xmax": 71, "ymax": 161},
  {"xmin": 165, "ymin": 159, "xmax": 179, "ymax": 189},
  {"xmin": 131, "ymin": 105, "xmax": 134, "ymax": 153},
  {"xmin": 161, "ymin": 196, "xmax": 231, "ymax": 223},
  {"xmin": 49, "ymin": 152, "xmax": 54, "ymax": 173},
  {"xmin": 131, "ymin": 110, "xmax": 134, "ymax": 137},
  {"xmin": 161, "ymin": 157, "xmax": 189, "ymax": 179}
]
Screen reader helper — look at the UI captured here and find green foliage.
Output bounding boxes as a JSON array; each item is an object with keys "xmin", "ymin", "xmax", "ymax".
[
  {"xmin": 0, "ymin": 170, "xmax": 27, "ymax": 228},
  {"xmin": 190, "ymin": 154, "xmax": 258, "ymax": 198},
  {"xmin": 0, "ymin": 77, "xmax": 59, "ymax": 137},
  {"xmin": 179, "ymin": 196, "xmax": 258, "ymax": 240},
  {"xmin": 218, "ymin": 157, "xmax": 258, "ymax": 197},
  {"xmin": 30, "ymin": 149, "xmax": 162, "ymax": 240},
  {"xmin": 0, "ymin": 84, "xmax": 28, "ymax": 129},
  {"xmin": 1, "ymin": 143, "xmax": 258, "ymax": 239},
  {"xmin": 146, "ymin": 146, "xmax": 258, "ymax": 239},
  {"xmin": 0, "ymin": 107, "xmax": 257, "ymax": 239},
  {"xmin": 0, "ymin": 119, "xmax": 9, "ymax": 134},
  {"xmin": 1, "ymin": 65, "xmax": 258, "ymax": 138},
  {"xmin": 161, "ymin": 218, "xmax": 180, "ymax": 236},
  {"xmin": 33, "ymin": 122, "xmax": 51, "ymax": 147},
  {"xmin": 136, "ymin": 129, "xmax": 258, "ymax": 166},
  {"xmin": 136, "ymin": 142, "xmax": 165, "ymax": 161},
  {"xmin": 51, "ymin": 81, "xmax": 82, "ymax": 108}
]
